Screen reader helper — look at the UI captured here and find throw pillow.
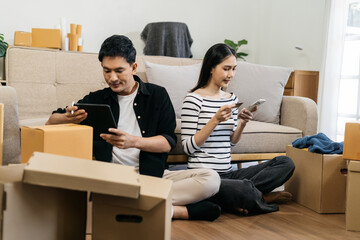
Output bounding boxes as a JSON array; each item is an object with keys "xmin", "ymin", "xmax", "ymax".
[
  {"xmin": 144, "ymin": 61, "xmax": 202, "ymax": 118},
  {"xmin": 227, "ymin": 61, "xmax": 292, "ymax": 124}
]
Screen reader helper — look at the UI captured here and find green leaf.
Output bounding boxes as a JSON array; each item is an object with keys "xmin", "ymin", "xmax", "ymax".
[
  {"xmin": 224, "ymin": 38, "xmax": 248, "ymax": 60},
  {"xmin": 224, "ymin": 39, "xmax": 237, "ymax": 50},
  {"xmin": 0, "ymin": 46, "xmax": 6, "ymax": 58},
  {"xmin": 237, "ymin": 39, "xmax": 248, "ymax": 46},
  {"xmin": 237, "ymin": 52, "xmax": 248, "ymax": 57}
]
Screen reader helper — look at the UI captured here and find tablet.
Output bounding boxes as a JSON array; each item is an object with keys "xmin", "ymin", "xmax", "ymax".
[{"xmin": 74, "ymin": 103, "xmax": 117, "ymax": 136}]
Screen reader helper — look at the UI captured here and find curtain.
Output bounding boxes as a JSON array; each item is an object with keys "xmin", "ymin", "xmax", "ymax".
[{"xmin": 318, "ymin": 0, "xmax": 347, "ymax": 140}]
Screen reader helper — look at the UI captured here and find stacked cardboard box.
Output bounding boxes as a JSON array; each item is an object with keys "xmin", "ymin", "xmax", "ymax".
[
  {"xmin": 21, "ymin": 124, "xmax": 93, "ymax": 163},
  {"xmin": 285, "ymin": 145, "xmax": 347, "ymax": 213},
  {"xmin": 14, "ymin": 31, "xmax": 32, "ymax": 47},
  {"xmin": 31, "ymin": 28, "xmax": 61, "ymax": 49},
  {"xmin": 344, "ymin": 122, "xmax": 360, "ymax": 231}
]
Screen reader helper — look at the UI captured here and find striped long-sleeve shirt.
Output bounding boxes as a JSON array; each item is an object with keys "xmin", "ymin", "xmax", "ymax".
[{"xmin": 181, "ymin": 92, "xmax": 239, "ymax": 173}]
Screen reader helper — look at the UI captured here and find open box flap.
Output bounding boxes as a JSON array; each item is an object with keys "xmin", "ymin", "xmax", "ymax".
[
  {"xmin": 0, "ymin": 165, "xmax": 25, "ymax": 183},
  {"xmin": 92, "ymin": 175, "xmax": 172, "ymax": 211},
  {"xmin": 23, "ymin": 152, "xmax": 140, "ymax": 199}
]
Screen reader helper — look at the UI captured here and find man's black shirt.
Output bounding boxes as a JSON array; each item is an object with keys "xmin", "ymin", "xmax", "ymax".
[{"xmin": 53, "ymin": 75, "xmax": 177, "ymax": 177}]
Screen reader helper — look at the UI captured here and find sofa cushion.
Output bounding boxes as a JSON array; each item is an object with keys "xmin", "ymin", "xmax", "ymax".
[
  {"xmin": 144, "ymin": 61, "xmax": 201, "ymax": 118},
  {"xmin": 171, "ymin": 120, "xmax": 302, "ymax": 155},
  {"xmin": 233, "ymin": 120, "xmax": 302, "ymax": 153},
  {"xmin": 227, "ymin": 61, "xmax": 292, "ymax": 124},
  {"xmin": 135, "ymin": 55, "xmax": 201, "ymax": 83}
]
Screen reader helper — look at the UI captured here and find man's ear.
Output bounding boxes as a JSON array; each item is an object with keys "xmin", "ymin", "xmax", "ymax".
[{"xmin": 132, "ymin": 62, "xmax": 138, "ymax": 74}]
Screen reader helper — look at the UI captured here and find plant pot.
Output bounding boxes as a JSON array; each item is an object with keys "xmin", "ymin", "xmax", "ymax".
[{"xmin": 0, "ymin": 57, "xmax": 4, "ymax": 81}]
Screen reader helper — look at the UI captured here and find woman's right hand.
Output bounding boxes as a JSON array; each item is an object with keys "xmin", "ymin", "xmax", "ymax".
[{"xmin": 213, "ymin": 105, "xmax": 233, "ymax": 123}]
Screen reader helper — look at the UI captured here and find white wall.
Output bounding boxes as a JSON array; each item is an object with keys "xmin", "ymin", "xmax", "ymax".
[{"xmin": 0, "ymin": 0, "xmax": 327, "ymax": 70}]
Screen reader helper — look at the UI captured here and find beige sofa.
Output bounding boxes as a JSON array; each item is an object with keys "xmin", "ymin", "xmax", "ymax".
[{"xmin": 5, "ymin": 46, "xmax": 318, "ymax": 164}]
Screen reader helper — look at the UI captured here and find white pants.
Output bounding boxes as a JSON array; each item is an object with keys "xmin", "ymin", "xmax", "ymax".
[{"xmin": 163, "ymin": 168, "xmax": 220, "ymax": 206}]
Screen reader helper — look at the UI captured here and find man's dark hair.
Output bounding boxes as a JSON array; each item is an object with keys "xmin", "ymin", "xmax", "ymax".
[{"xmin": 98, "ymin": 35, "xmax": 136, "ymax": 64}]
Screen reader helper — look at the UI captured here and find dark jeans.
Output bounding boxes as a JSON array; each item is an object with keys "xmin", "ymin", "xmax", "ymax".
[
  {"xmin": 209, "ymin": 156, "xmax": 295, "ymax": 214},
  {"xmin": 220, "ymin": 155, "xmax": 295, "ymax": 193}
]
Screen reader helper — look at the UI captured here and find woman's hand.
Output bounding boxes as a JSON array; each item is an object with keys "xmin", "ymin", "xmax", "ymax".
[
  {"xmin": 213, "ymin": 105, "xmax": 233, "ymax": 123},
  {"xmin": 238, "ymin": 108, "xmax": 253, "ymax": 125}
]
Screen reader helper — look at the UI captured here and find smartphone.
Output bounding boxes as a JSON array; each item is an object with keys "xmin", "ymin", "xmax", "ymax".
[
  {"xmin": 248, "ymin": 99, "xmax": 266, "ymax": 111},
  {"xmin": 233, "ymin": 102, "xmax": 243, "ymax": 109}
]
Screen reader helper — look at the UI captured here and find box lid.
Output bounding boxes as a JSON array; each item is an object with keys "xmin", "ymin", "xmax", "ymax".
[
  {"xmin": 348, "ymin": 160, "xmax": 360, "ymax": 172},
  {"xmin": 23, "ymin": 123, "xmax": 91, "ymax": 132},
  {"xmin": 23, "ymin": 152, "xmax": 140, "ymax": 199}
]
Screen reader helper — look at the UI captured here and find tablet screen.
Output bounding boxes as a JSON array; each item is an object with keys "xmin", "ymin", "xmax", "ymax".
[{"xmin": 75, "ymin": 103, "xmax": 117, "ymax": 137}]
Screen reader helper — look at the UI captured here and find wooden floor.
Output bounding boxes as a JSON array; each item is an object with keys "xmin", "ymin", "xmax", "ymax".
[
  {"xmin": 86, "ymin": 201, "xmax": 360, "ymax": 240},
  {"xmin": 171, "ymin": 201, "xmax": 360, "ymax": 240}
]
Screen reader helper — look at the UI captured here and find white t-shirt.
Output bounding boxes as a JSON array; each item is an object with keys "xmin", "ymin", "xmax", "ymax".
[{"xmin": 112, "ymin": 84, "xmax": 141, "ymax": 169}]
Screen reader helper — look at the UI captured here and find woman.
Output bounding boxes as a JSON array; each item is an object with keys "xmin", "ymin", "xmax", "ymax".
[{"xmin": 181, "ymin": 43, "xmax": 295, "ymax": 215}]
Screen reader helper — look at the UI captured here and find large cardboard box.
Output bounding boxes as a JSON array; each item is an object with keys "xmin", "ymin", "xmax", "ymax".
[
  {"xmin": 343, "ymin": 122, "xmax": 360, "ymax": 161},
  {"xmin": 14, "ymin": 31, "xmax": 32, "ymax": 47},
  {"xmin": 0, "ymin": 152, "xmax": 141, "ymax": 239},
  {"xmin": 31, "ymin": 28, "xmax": 61, "ymax": 49},
  {"xmin": 285, "ymin": 145, "xmax": 347, "ymax": 213},
  {"xmin": 0, "ymin": 165, "xmax": 86, "ymax": 240},
  {"xmin": 346, "ymin": 160, "xmax": 360, "ymax": 231},
  {"xmin": 21, "ymin": 124, "xmax": 93, "ymax": 163},
  {"xmin": 0, "ymin": 104, "xmax": 3, "ymax": 165},
  {"xmin": 92, "ymin": 175, "xmax": 172, "ymax": 240}
]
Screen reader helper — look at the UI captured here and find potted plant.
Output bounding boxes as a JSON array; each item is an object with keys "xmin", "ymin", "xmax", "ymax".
[
  {"xmin": 0, "ymin": 33, "xmax": 8, "ymax": 81},
  {"xmin": 224, "ymin": 39, "xmax": 248, "ymax": 61}
]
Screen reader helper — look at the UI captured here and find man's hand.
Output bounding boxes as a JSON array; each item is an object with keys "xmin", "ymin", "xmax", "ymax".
[
  {"xmin": 100, "ymin": 129, "xmax": 138, "ymax": 149},
  {"xmin": 65, "ymin": 105, "xmax": 87, "ymax": 124},
  {"xmin": 46, "ymin": 105, "xmax": 87, "ymax": 125}
]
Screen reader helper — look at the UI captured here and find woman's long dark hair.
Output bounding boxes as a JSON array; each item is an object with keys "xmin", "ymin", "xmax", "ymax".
[{"xmin": 191, "ymin": 43, "xmax": 236, "ymax": 92}]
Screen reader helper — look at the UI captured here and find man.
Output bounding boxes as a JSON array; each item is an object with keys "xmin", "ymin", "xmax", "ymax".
[{"xmin": 46, "ymin": 35, "xmax": 221, "ymax": 221}]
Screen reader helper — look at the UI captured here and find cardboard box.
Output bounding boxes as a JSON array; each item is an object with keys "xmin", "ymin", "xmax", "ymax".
[
  {"xmin": 0, "ymin": 104, "xmax": 3, "ymax": 165},
  {"xmin": 21, "ymin": 124, "xmax": 93, "ymax": 163},
  {"xmin": 0, "ymin": 164, "xmax": 86, "ymax": 240},
  {"xmin": 346, "ymin": 160, "xmax": 360, "ymax": 231},
  {"xmin": 285, "ymin": 146, "xmax": 347, "ymax": 213},
  {"xmin": 92, "ymin": 175, "xmax": 172, "ymax": 240},
  {"xmin": 14, "ymin": 31, "xmax": 32, "ymax": 47},
  {"xmin": 24, "ymin": 152, "xmax": 140, "ymax": 199},
  {"xmin": 31, "ymin": 28, "xmax": 61, "ymax": 49},
  {"xmin": 343, "ymin": 122, "xmax": 360, "ymax": 161},
  {"xmin": 0, "ymin": 152, "xmax": 141, "ymax": 239}
]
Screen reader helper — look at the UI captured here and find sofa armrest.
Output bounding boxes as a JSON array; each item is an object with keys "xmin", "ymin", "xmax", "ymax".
[{"xmin": 280, "ymin": 96, "xmax": 318, "ymax": 136}]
